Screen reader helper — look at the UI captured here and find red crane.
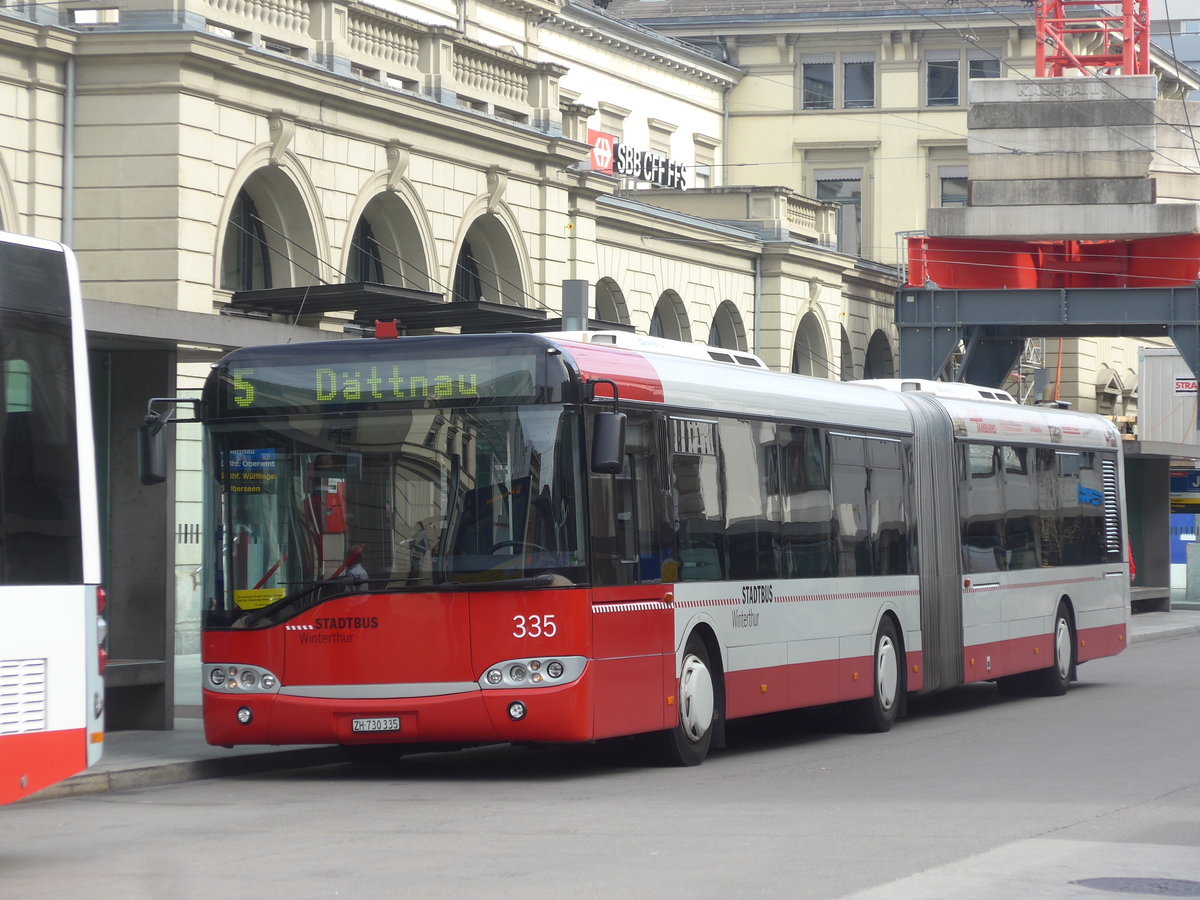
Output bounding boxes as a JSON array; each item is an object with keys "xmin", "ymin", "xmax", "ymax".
[{"xmin": 1036, "ymin": 0, "xmax": 1150, "ymax": 77}]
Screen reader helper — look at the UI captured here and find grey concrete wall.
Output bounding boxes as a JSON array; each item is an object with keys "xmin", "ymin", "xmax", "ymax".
[
  {"xmin": 928, "ymin": 203, "xmax": 1200, "ymax": 240},
  {"xmin": 105, "ymin": 348, "xmax": 176, "ymax": 730},
  {"xmin": 971, "ymin": 178, "xmax": 1154, "ymax": 207},
  {"xmin": 968, "ymin": 98, "xmax": 1158, "ymax": 130},
  {"xmin": 959, "ymin": 74, "xmax": 1200, "ymax": 240},
  {"xmin": 970, "ymin": 150, "xmax": 1155, "ymax": 181},
  {"xmin": 968, "ymin": 74, "xmax": 1158, "ymax": 104},
  {"xmin": 1127, "ymin": 456, "xmax": 1172, "ymax": 604}
]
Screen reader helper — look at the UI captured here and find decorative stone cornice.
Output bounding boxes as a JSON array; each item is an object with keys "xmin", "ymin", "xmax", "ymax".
[
  {"xmin": 554, "ymin": 3, "xmax": 739, "ymax": 87},
  {"xmin": 267, "ymin": 112, "xmax": 295, "ymax": 165}
]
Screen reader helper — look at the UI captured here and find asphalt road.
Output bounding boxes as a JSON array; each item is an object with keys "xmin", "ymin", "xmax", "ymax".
[{"xmin": 4, "ymin": 633, "xmax": 1200, "ymax": 899}]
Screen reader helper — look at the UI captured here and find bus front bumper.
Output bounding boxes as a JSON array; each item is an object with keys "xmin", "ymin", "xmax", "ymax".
[{"xmin": 202, "ymin": 678, "xmax": 596, "ymax": 748}]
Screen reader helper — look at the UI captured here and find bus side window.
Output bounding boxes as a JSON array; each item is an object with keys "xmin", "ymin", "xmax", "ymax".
[
  {"xmin": 1035, "ymin": 448, "xmax": 1064, "ymax": 567},
  {"xmin": 831, "ymin": 434, "xmax": 870, "ymax": 577},
  {"xmin": 589, "ymin": 413, "xmax": 661, "ymax": 586},
  {"xmin": 780, "ymin": 425, "xmax": 834, "ymax": 579},
  {"xmin": 671, "ymin": 447, "xmax": 724, "ymax": 581},
  {"xmin": 961, "ymin": 443, "xmax": 1003, "ymax": 573},
  {"xmin": 867, "ymin": 438, "xmax": 908, "ymax": 576}
]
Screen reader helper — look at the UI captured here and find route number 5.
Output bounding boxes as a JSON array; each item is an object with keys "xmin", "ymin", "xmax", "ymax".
[{"xmin": 513, "ymin": 614, "xmax": 556, "ymax": 638}]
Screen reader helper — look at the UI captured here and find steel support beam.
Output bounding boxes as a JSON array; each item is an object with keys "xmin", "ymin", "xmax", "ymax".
[{"xmin": 896, "ymin": 286, "xmax": 1195, "ymax": 389}]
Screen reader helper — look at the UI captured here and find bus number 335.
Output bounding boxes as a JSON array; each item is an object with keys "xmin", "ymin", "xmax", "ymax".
[{"xmin": 513, "ymin": 614, "xmax": 556, "ymax": 638}]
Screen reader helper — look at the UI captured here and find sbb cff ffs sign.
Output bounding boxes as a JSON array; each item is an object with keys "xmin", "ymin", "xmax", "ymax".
[{"xmin": 588, "ymin": 129, "xmax": 687, "ymax": 190}]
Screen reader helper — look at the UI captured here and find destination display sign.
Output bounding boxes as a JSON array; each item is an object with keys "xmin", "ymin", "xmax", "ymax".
[{"xmin": 216, "ymin": 353, "xmax": 542, "ymax": 415}]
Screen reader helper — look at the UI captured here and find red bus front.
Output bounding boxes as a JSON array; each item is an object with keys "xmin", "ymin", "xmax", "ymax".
[{"xmin": 199, "ymin": 335, "xmax": 674, "ymax": 751}]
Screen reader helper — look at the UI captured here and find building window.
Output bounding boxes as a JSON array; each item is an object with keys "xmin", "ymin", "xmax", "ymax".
[
  {"xmin": 816, "ymin": 171, "xmax": 863, "ymax": 256},
  {"xmin": 453, "ymin": 240, "xmax": 483, "ymax": 303},
  {"xmin": 350, "ymin": 219, "xmax": 385, "ymax": 284},
  {"xmin": 647, "ymin": 119, "xmax": 676, "ymax": 158},
  {"xmin": 597, "ymin": 101, "xmax": 631, "ymax": 142},
  {"xmin": 693, "ymin": 134, "xmax": 719, "ymax": 190},
  {"xmin": 802, "ymin": 57, "xmax": 834, "ymax": 109},
  {"xmin": 801, "ymin": 53, "xmax": 873, "ymax": 110},
  {"xmin": 220, "ymin": 190, "xmax": 271, "ymax": 292},
  {"xmin": 969, "ymin": 56, "xmax": 1002, "ymax": 80},
  {"xmin": 843, "ymin": 56, "xmax": 875, "ymax": 109},
  {"xmin": 939, "ymin": 166, "xmax": 968, "ymax": 207},
  {"xmin": 927, "ymin": 55, "xmax": 960, "ymax": 106}
]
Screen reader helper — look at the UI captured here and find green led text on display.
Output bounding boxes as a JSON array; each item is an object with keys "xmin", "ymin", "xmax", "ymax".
[{"xmin": 231, "ymin": 366, "xmax": 481, "ymax": 408}]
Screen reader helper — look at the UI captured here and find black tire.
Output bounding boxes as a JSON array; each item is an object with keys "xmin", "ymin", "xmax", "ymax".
[
  {"xmin": 660, "ymin": 633, "xmax": 717, "ymax": 766},
  {"xmin": 847, "ymin": 617, "xmax": 903, "ymax": 733},
  {"xmin": 340, "ymin": 743, "xmax": 405, "ymax": 766},
  {"xmin": 1028, "ymin": 602, "xmax": 1073, "ymax": 697}
]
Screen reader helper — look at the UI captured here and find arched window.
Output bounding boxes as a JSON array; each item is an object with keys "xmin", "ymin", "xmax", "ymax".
[
  {"xmin": 863, "ymin": 331, "xmax": 895, "ymax": 380},
  {"xmin": 792, "ymin": 312, "xmax": 829, "ymax": 378},
  {"xmin": 650, "ymin": 292, "xmax": 689, "ymax": 342},
  {"xmin": 840, "ymin": 326, "xmax": 854, "ymax": 381},
  {"xmin": 349, "ymin": 219, "xmax": 385, "ymax": 284},
  {"xmin": 220, "ymin": 190, "xmax": 272, "ymax": 292},
  {"xmin": 453, "ymin": 239, "xmax": 484, "ymax": 303},
  {"xmin": 708, "ymin": 301, "xmax": 745, "ymax": 351}
]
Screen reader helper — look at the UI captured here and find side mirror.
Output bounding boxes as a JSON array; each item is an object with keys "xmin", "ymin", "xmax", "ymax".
[
  {"xmin": 137, "ymin": 397, "xmax": 201, "ymax": 486},
  {"xmin": 138, "ymin": 418, "xmax": 168, "ymax": 485},
  {"xmin": 591, "ymin": 409, "xmax": 626, "ymax": 474}
]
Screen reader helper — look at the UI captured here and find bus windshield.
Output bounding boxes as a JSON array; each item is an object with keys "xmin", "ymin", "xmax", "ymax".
[{"xmin": 205, "ymin": 404, "xmax": 586, "ymax": 627}]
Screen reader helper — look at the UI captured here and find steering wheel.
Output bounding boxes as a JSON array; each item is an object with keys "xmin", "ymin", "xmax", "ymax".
[{"xmin": 489, "ymin": 541, "xmax": 547, "ymax": 555}]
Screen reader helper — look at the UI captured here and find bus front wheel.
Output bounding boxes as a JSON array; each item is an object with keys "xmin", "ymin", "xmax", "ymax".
[{"xmin": 661, "ymin": 633, "xmax": 716, "ymax": 766}]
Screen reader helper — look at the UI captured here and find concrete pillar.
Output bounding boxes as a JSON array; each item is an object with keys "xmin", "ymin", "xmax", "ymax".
[{"xmin": 103, "ymin": 348, "xmax": 177, "ymax": 730}]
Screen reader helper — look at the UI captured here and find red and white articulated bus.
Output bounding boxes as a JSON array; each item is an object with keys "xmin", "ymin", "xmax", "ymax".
[
  {"xmin": 145, "ymin": 329, "xmax": 1129, "ymax": 766},
  {"xmin": 1, "ymin": 231, "xmax": 105, "ymax": 802}
]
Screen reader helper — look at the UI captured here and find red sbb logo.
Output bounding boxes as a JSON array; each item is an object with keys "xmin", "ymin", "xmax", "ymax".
[{"xmin": 588, "ymin": 129, "xmax": 615, "ymax": 175}]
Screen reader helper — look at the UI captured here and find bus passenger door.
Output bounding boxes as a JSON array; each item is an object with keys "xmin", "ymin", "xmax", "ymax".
[{"xmin": 588, "ymin": 411, "xmax": 675, "ymax": 738}]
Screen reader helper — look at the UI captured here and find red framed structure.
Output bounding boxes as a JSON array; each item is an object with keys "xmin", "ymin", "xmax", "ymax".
[{"xmin": 1036, "ymin": 0, "xmax": 1150, "ymax": 77}]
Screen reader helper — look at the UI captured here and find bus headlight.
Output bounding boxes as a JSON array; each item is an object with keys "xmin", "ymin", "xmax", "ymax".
[
  {"xmin": 204, "ymin": 664, "xmax": 281, "ymax": 694},
  {"xmin": 478, "ymin": 656, "xmax": 586, "ymax": 689}
]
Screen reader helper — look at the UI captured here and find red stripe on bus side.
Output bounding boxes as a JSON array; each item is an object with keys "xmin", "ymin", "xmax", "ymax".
[
  {"xmin": 561, "ymin": 343, "xmax": 665, "ymax": 403},
  {"xmin": 1, "ymin": 728, "xmax": 87, "ymax": 804},
  {"xmin": 1076, "ymin": 622, "xmax": 1128, "ymax": 663}
]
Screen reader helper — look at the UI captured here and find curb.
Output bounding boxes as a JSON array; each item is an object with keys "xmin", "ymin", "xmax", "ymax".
[
  {"xmin": 30, "ymin": 747, "xmax": 344, "ymax": 803},
  {"xmin": 1129, "ymin": 622, "xmax": 1200, "ymax": 644}
]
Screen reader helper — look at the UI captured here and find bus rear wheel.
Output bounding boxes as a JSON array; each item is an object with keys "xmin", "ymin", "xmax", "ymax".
[
  {"xmin": 847, "ymin": 617, "xmax": 902, "ymax": 733},
  {"xmin": 660, "ymin": 633, "xmax": 716, "ymax": 766},
  {"xmin": 1029, "ymin": 602, "xmax": 1073, "ymax": 697}
]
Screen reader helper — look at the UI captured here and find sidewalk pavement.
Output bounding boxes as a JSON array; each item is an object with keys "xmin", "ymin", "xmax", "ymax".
[{"xmin": 25, "ymin": 609, "xmax": 1200, "ymax": 804}]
